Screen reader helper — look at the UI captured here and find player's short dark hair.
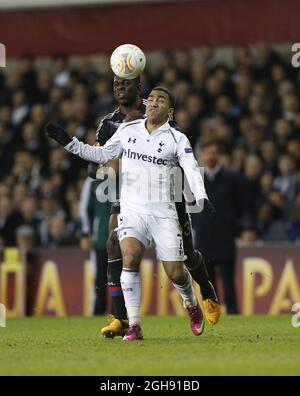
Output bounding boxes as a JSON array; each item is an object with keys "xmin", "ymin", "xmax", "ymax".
[{"xmin": 151, "ymin": 86, "xmax": 175, "ymax": 108}]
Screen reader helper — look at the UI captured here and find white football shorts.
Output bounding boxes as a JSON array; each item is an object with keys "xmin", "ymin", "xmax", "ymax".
[{"xmin": 116, "ymin": 211, "xmax": 186, "ymax": 262}]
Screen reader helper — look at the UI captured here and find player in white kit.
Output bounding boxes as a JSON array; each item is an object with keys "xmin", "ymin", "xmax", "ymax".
[{"xmin": 45, "ymin": 87, "xmax": 209, "ymax": 341}]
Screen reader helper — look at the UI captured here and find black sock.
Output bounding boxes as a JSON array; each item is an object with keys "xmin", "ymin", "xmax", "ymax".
[
  {"xmin": 93, "ymin": 249, "xmax": 108, "ymax": 315},
  {"xmin": 185, "ymin": 251, "xmax": 218, "ymax": 301},
  {"xmin": 107, "ymin": 258, "xmax": 127, "ymax": 320}
]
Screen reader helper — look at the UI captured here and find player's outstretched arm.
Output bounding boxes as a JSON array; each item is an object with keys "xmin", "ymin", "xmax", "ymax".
[
  {"xmin": 45, "ymin": 122, "xmax": 123, "ymax": 165},
  {"xmin": 177, "ymin": 134, "xmax": 215, "ymax": 214}
]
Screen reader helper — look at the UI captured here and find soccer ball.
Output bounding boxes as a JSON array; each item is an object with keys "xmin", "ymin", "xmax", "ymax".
[{"xmin": 110, "ymin": 44, "xmax": 146, "ymax": 80}]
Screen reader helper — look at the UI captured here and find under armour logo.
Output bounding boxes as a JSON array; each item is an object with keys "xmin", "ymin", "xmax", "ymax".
[
  {"xmin": 128, "ymin": 138, "xmax": 136, "ymax": 143},
  {"xmin": 157, "ymin": 141, "xmax": 165, "ymax": 153}
]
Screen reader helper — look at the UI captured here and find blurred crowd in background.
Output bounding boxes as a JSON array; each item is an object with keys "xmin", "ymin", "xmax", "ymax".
[{"xmin": 1, "ymin": 45, "xmax": 300, "ymax": 251}]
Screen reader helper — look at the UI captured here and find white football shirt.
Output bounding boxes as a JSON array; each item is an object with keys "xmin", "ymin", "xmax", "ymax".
[{"xmin": 66, "ymin": 119, "xmax": 207, "ymax": 218}]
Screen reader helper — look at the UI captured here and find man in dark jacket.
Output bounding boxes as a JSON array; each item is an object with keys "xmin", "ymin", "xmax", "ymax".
[
  {"xmin": 79, "ymin": 177, "xmax": 112, "ymax": 315},
  {"xmin": 193, "ymin": 139, "xmax": 246, "ymax": 314}
]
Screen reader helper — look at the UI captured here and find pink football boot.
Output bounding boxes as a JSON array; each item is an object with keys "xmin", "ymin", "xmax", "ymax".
[
  {"xmin": 123, "ymin": 323, "xmax": 143, "ymax": 341},
  {"xmin": 186, "ymin": 304, "xmax": 205, "ymax": 336}
]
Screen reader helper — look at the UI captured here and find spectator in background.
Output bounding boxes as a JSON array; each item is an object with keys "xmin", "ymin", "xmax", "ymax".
[
  {"xmin": 53, "ymin": 54, "xmax": 71, "ymax": 88},
  {"xmin": 258, "ymin": 171, "xmax": 274, "ymax": 205},
  {"xmin": 0, "ymin": 196, "xmax": 22, "ymax": 247},
  {"xmin": 159, "ymin": 66, "xmax": 178, "ymax": 90},
  {"xmin": 11, "ymin": 88, "xmax": 30, "ymax": 128},
  {"xmin": 13, "ymin": 183, "xmax": 28, "ymax": 208},
  {"xmin": 0, "ymin": 122, "xmax": 15, "ymax": 179},
  {"xmin": 19, "ymin": 55, "xmax": 38, "ymax": 102},
  {"xmin": 36, "ymin": 70, "xmax": 52, "ymax": 104},
  {"xmin": 21, "ymin": 122, "xmax": 44, "ymax": 155},
  {"xmin": 273, "ymin": 154, "xmax": 297, "ymax": 203},
  {"xmin": 238, "ymin": 227, "xmax": 261, "ymax": 246},
  {"xmin": 39, "ymin": 189, "xmax": 65, "ymax": 246},
  {"xmin": 0, "ymin": 183, "xmax": 10, "ymax": 199},
  {"xmin": 231, "ymin": 145, "xmax": 247, "ymax": 174},
  {"xmin": 48, "ymin": 147, "xmax": 72, "ymax": 177},
  {"xmin": 173, "ymin": 80, "xmax": 191, "ymax": 107},
  {"xmin": 79, "ymin": 178, "xmax": 111, "ymax": 315},
  {"xmin": 16, "ymin": 225, "xmax": 35, "ymax": 253},
  {"xmin": 67, "ymin": 201, "xmax": 81, "ymax": 241},
  {"xmin": 30, "ymin": 104, "xmax": 47, "ymax": 132},
  {"xmin": 287, "ymin": 137, "xmax": 300, "ymax": 167},
  {"xmin": 274, "ymin": 119, "xmax": 293, "ymax": 150},
  {"xmin": 192, "ymin": 139, "xmax": 246, "ymax": 314},
  {"xmin": 260, "ymin": 140, "xmax": 278, "ymax": 173},
  {"xmin": 12, "ymin": 151, "xmax": 42, "ymax": 193},
  {"xmin": 175, "ymin": 108, "xmax": 196, "ymax": 147},
  {"xmin": 45, "ymin": 215, "xmax": 76, "ymax": 248},
  {"xmin": 243, "ymin": 154, "xmax": 263, "ymax": 218},
  {"xmin": 287, "ymin": 204, "xmax": 300, "ymax": 242},
  {"xmin": 91, "ymin": 77, "xmax": 114, "ymax": 117},
  {"xmin": 77, "ymin": 58, "xmax": 99, "ymax": 86},
  {"xmin": 20, "ymin": 196, "xmax": 41, "ymax": 245},
  {"xmin": 258, "ymin": 191, "xmax": 290, "ymax": 242}
]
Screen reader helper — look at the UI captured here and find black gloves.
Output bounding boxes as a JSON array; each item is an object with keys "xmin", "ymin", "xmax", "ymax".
[
  {"xmin": 45, "ymin": 122, "xmax": 72, "ymax": 147},
  {"xmin": 204, "ymin": 199, "xmax": 217, "ymax": 216}
]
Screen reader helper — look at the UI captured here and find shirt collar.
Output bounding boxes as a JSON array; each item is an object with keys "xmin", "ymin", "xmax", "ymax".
[{"xmin": 143, "ymin": 119, "xmax": 170, "ymax": 133}]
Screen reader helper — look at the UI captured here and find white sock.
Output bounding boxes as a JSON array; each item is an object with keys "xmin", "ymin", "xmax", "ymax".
[
  {"xmin": 120, "ymin": 268, "xmax": 141, "ymax": 325},
  {"xmin": 172, "ymin": 271, "xmax": 198, "ymax": 308}
]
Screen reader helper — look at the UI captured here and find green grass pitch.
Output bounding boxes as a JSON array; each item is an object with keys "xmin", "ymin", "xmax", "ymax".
[{"xmin": 0, "ymin": 315, "xmax": 299, "ymax": 376}]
